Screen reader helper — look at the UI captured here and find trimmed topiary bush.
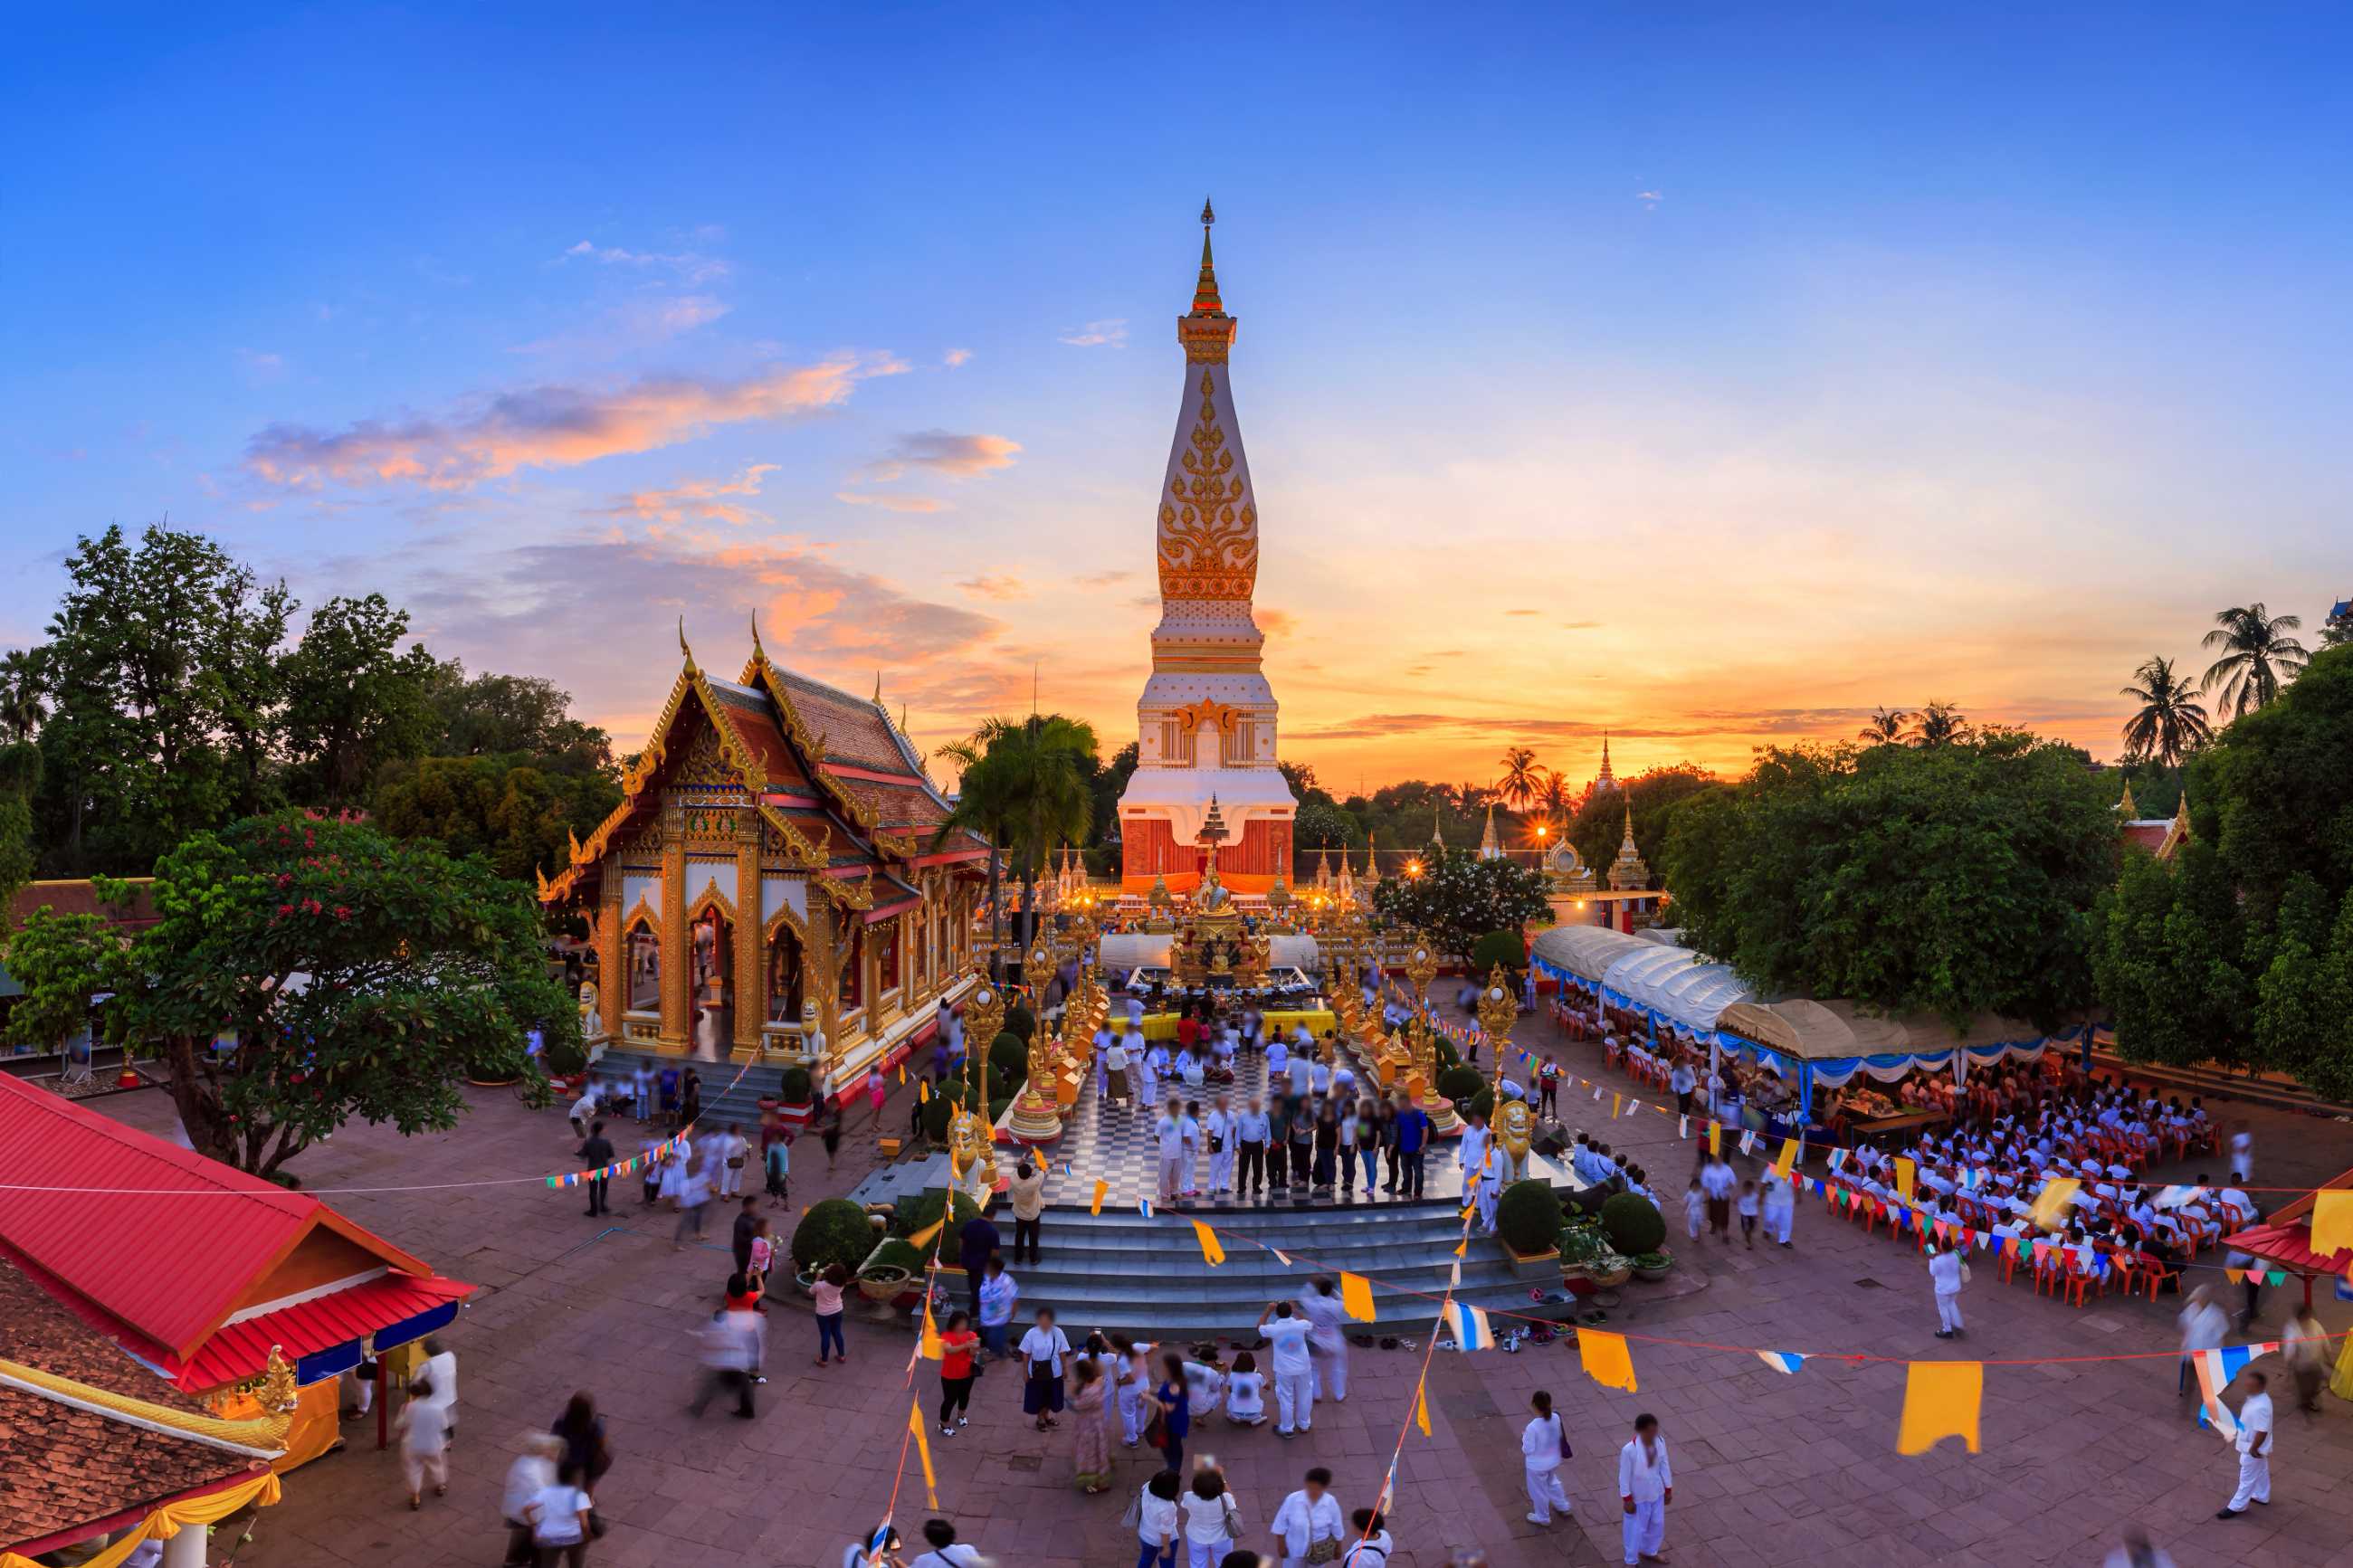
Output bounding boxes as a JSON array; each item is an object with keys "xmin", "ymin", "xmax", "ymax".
[
  {"xmin": 919, "ymin": 1079, "xmax": 986, "ymax": 1144},
  {"xmin": 1435, "ymin": 1066, "xmax": 1486, "ymax": 1107},
  {"xmin": 778, "ymin": 1065, "xmax": 814, "ymax": 1105},
  {"xmin": 1600, "ymin": 1191, "xmax": 1666, "ymax": 1257},
  {"xmin": 861, "ymin": 1237, "xmax": 926, "ymax": 1278},
  {"xmin": 1469, "ymin": 929, "xmax": 1525, "ymax": 980},
  {"xmin": 989, "ymin": 1031, "xmax": 1029, "ymax": 1082},
  {"xmin": 792, "ymin": 1198, "xmax": 878, "ymax": 1275},
  {"xmin": 891, "ymin": 1187, "xmax": 982, "ymax": 1240},
  {"xmin": 1466, "ymin": 1088, "xmax": 1497, "ymax": 1123},
  {"xmin": 1005, "ymin": 1002, "xmax": 1036, "ymax": 1042},
  {"xmin": 1496, "ymin": 1178, "xmax": 1565, "ymax": 1255}
]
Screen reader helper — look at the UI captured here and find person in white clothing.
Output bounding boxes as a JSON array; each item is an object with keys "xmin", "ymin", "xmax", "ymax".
[
  {"xmin": 2228, "ymin": 1124, "xmax": 2254, "ymax": 1183},
  {"xmin": 1300, "ymin": 1278, "xmax": 1349, "ymax": 1402},
  {"xmin": 1760, "ymin": 1170, "xmax": 1795, "ymax": 1248},
  {"xmin": 1156, "ymin": 1101, "xmax": 1190, "ymax": 1206},
  {"xmin": 1458, "ymin": 1111, "xmax": 1490, "ymax": 1183},
  {"xmin": 908, "ymin": 1516, "xmax": 985, "ymax": 1567},
  {"xmin": 1271, "ymin": 1468, "xmax": 1347, "ymax": 1568},
  {"xmin": 712, "ymin": 1124, "xmax": 748, "ymax": 1199},
  {"xmin": 1256, "ymin": 1301, "xmax": 1318, "ymax": 1437},
  {"xmin": 1616, "ymin": 1412, "xmax": 1672, "ymax": 1565},
  {"xmin": 1206, "ymin": 1098, "xmax": 1236, "ymax": 1196},
  {"xmin": 1476, "ymin": 1142, "xmax": 1508, "ymax": 1236},
  {"xmin": 1179, "ymin": 1464, "xmax": 1243, "ymax": 1567},
  {"xmin": 1928, "ymin": 1244, "xmax": 1966, "ymax": 1338},
  {"xmin": 394, "ymin": 1373, "xmax": 451, "ymax": 1508},
  {"xmin": 1521, "ymin": 1390, "xmax": 1574, "ymax": 1525},
  {"xmin": 1113, "ymin": 1335, "xmax": 1157, "ymax": 1446},
  {"xmin": 1223, "ymin": 1350, "xmax": 1266, "ymax": 1425},
  {"xmin": 2216, "ymin": 1370, "xmax": 2273, "ymax": 1519},
  {"xmin": 1339, "ymin": 1508, "xmax": 1394, "ymax": 1566}
]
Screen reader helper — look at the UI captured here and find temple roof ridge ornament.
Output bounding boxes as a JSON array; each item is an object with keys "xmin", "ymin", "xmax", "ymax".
[
  {"xmin": 1608, "ymin": 799, "xmax": 1650, "ymax": 891},
  {"xmin": 1192, "ymin": 195, "xmax": 1223, "ymax": 315},
  {"xmin": 2117, "ymin": 778, "xmax": 2139, "ymax": 817},
  {"xmin": 1595, "ymin": 731, "xmax": 1616, "ymax": 792},
  {"xmin": 1478, "ymin": 801, "xmax": 1501, "ymax": 860}
]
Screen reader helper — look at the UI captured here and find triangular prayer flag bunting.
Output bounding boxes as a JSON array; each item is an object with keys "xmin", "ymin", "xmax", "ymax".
[
  {"xmin": 905, "ymin": 1218, "xmax": 944, "ymax": 1251},
  {"xmin": 1894, "ymin": 1157, "xmax": 1916, "ymax": 1204},
  {"xmin": 1577, "ymin": 1327, "xmax": 1637, "ymax": 1392},
  {"xmin": 1446, "ymin": 1301, "xmax": 1495, "ymax": 1350},
  {"xmin": 1739, "ymin": 1130, "xmax": 1757, "ymax": 1156},
  {"xmin": 919, "ymin": 1304, "xmax": 943, "ymax": 1360},
  {"xmin": 1415, "ymin": 1378, "xmax": 1432, "ymax": 1437},
  {"xmin": 1090, "ymin": 1179, "xmax": 1108, "ymax": 1215},
  {"xmin": 2030, "ymin": 1178, "xmax": 2080, "ymax": 1231},
  {"xmin": 908, "ymin": 1399, "xmax": 938, "ymax": 1506},
  {"xmin": 1271, "ymin": 1246, "xmax": 1293, "ymax": 1267},
  {"xmin": 1774, "ymin": 1137, "xmax": 1800, "ymax": 1179},
  {"xmin": 1678, "ymin": 1115, "xmax": 1689, "ymax": 1139},
  {"xmin": 1896, "ymin": 1361, "xmax": 1983, "ymax": 1456},
  {"xmin": 2194, "ymin": 1345, "xmax": 2260, "ymax": 1430},
  {"xmin": 1611, "ymin": 1092, "xmax": 1623, "ymax": 1118},
  {"xmin": 2310, "ymin": 1192, "xmax": 2353, "ymax": 1258},
  {"xmin": 1756, "ymin": 1351, "xmax": 1806, "ymax": 1374},
  {"xmin": 2265, "ymin": 1269, "xmax": 2289, "ymax": 1287},
  {"xmin": 919, "ymin": 1079, "xmax": 929, "ymax": 1103},
  {"xmin": 896, "ymin": 1065, "xmax": 906, "ymax": 1085},
  {"xmin": 1709, "ymin": 1122, "xmax": 1722, "ymax": 1156},
  {"xmin": 1138, "ymin": 1198, "xmax": 1155, "ymax": 1219},
  {"xmin": 1447, "ymin": 1258, "xmax": 1462, "ymax": 1288},
  {"xmin": 1339, "ymin": 1271, "xmax": 1377, "ymax": 1322},
  {"xmin": 1191, "ymin": 1219, "xmax": 1225, "ymax": 1267}
]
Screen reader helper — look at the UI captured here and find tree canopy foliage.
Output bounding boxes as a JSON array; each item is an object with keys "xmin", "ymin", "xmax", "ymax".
[
  {"xmin": 1566, "ymin": 765, "xmax": 1721, "ymax": 887},
  {"xmin": 1662, "ymin": 735, "xmax": 2117, "ymax": 1029},
  {"xmin": 1370, "ymin": 846, "xmax": 1548, "ymax": 960},
  {"xmin": 2093, "ymin": 644, "xmax": 2353, "ymax": 1094},
  {"xmin": 10, "ymin": 811, "xmax": 575, "ymax": 1176}
]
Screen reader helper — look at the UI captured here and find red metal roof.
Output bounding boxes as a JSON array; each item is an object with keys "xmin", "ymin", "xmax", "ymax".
[
  {"xmin": 0, "ymin": 1076, "xmax": 433, "ymax": 1359},
  {"xmin": 2220, "ymin": 1220, "xmax": 2353, "ymax": 1276},
  {"xmin": 176, "ymin": 1272, "xmax": 473, "ymax": 1391}
]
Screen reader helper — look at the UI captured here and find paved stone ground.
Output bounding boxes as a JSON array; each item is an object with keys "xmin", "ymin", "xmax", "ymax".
[{"xmin": 97, "ymin": 1010, "xmax": 2353, "ymax": 1568}]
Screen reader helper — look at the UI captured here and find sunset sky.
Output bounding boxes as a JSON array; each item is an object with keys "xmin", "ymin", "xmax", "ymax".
[{"xmin": 5, "ymin": 5, "xmax": 2347, "ymax": 793}]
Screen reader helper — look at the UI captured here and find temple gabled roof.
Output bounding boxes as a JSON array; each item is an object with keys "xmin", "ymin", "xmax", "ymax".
[{"xmin": 540, "ymin": 623, "xmax": 988, "ymax": 909}]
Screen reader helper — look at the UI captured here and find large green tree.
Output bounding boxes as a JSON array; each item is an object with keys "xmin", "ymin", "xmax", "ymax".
[
  {"xmin": 1370, "ymin": 846, "xmax": 1548, "ymax": 960},
  {"xmin": 421, "ymin": 660, "xmax": 616, "ymax": 776},
  {"xmin": 1567, "ymin": 765, "xmax": 1721, "ymax": 886},
  {"xmin": 934, "ymin": 714, "xmax": 1093, "ymax": 974},
  {"xmin": 2201, "ymin": 603, "xmax": 2310, "ymax": 721},
  {"xmin": 2118, "ymin": 654, "xmax": 2211, "ymax": 767},
  {"xmin": 1662, "ymin": 734, "xmax": 2116, "ymax": 1029},
  {"xmin": 280, "ymin": 594, "xmax": 440, "ymax": 807},
  {"xmin": 48, "ymin": 811, "xmax": 573, "ymax": 1177},
  {"xmin": 36, "ymin": 526, "xmax": 289, "ymax": 872},
  {"xmin": 372, "ymin": 754, "xmax": 622, "ymax": 885}
]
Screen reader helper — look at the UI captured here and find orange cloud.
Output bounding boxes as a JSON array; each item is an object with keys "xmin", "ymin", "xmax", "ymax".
[
  {"xmin": 243, "ymin": 356, "xmax": 905, "ymax": 490},
  {"xmin": 837, "ymin": 491, "xmax": 948, "ymax": 514},
  {"xmin": 605, "ymin": 463, "xmax": 778, "ymax": 526},
  {"xmin": 866, "ymin": 430, "xmax": 1022, "ymax": 480}
]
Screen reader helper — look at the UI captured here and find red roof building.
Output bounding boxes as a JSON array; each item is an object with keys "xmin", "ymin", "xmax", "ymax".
[{"xmin": 0, "ymin": 1077, "xmax": 472, "ymax": 1468}]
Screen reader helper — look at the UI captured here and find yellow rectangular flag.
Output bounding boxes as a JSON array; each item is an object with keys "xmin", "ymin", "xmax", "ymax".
[
  {"xmin": 897, "ymin": 1065, "xmax": 907, "ymax": 1085},
  {"xmin": 1192, "ymin": 1219, "xmax": 1226, "ymax": 1267},
  {"xmin": 920, "ymin": 1305, "xmax": 943, "ymax": 1360},
  {"xmin": 1611, "ymin": 1092, "xmax": 1623, "ymax": 1118},
  {"xmin": 906, "ymin": 1218, "xmax": 944, "ymax": 1252},
  {"xmin": 1894, "ymin": 1157, "xmax": 1916, "ymax": 1204},
  {"xmin": 2030, "ymin": 1178, "xmax": 2081, "ymax": 1231},
  {"xmin": 919, "ymin": 1079, "xmax": 930, "ymax": 1103},
  {"xmin": 1775, "ymin": 1138, "xmax": 1800, "ymax": 1179},
  {"xmin": 908, "ymin": 1399, "xmax": 938, "ymax": 1506},
  {"xmin": 1709, "ymin": 1121, "xmax": 1722, "ymax": 1155},
  {"xmin": 1577, "ymin": 1327, "xmax": 1638, "ymax": 1392},
  {"xmin": 1415, "ymin": 1378, "xmax": 1432, "ymax": 1437},
  {"xmin": 1339, "ymin": 1271, "xmax": 1377, "ymax": 1322},
  {"xmin": 1896, "ymin": 1360, "xmax": 1982, "ymax": 1456},
  {"xmin": 1091, "ymin": 1178, "xmax": 1108, "ymax": 1215},
  {"xmin": 2309, "ymin": 1191, "xmax": 2353, "ymax": 1259}
]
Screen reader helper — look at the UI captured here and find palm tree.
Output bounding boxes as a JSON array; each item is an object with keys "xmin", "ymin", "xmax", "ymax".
[
  {"xmin": 0, "ymin": 648, "xmax": 45, "ymax": 743},
  {"xmin": 2200, "ymin": 603, "xmax": 2310, "ymax": 720},
  {"xmin": 1857, "ymin": 707, "xmax": 1910, "ymax": 745},
  {"xmin": 2118, "ymin": 655, "xmax": 2211, "ymax": 767},
  {"xmin": 1902, "ymin": 701, "xmax": 1971, "ymax": 747},
  {"xmin": 1536, "ymin": 766, "xmax": 1574, "ymax": 820},
  {"xmin": 933, "ymin": 713, "xmax": 1098, "ymax": 976},
  {"xmin": 1496, "ymin": 746, "xmax": 1545, "ymax": 813}
]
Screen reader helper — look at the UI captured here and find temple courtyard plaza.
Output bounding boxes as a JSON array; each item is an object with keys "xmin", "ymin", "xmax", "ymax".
[{"xmin": 101, "ymin": 1006, "xmax": 2353, "ymax": 1568}]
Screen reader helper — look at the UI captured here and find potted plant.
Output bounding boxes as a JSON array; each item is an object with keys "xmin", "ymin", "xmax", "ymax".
[
  {"xmin": 792, "ymin": 1198, "xmax": 881, "ymax": 1296},
  {"xmin": 1587, "ymin": 1252, "xmax": 1634, "ymax": 1288},
  {"xmin": 1598, "ymin": 1193, "xmax": 1666, "ymax": 1260},
  {"xmin": 1495, "ymin": 1179, "xmax": 1565, "ymax": 1271},
  {"xmin": 856, "ymin": 1237, "xmax": 927, "ymax": 1303},
  {"xmin": 1555, "ymin": 1222, "xmax": 1608, "ymax": 1297},
  {"xmin": 1631, "ymin": 1251, "xmax": 1674, "ymax": 1282}
]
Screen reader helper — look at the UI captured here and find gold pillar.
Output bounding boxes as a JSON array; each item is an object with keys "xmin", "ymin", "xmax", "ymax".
[
  {"xmin": 805, "ymin": 885, "xmax": 843, "ymax": 1070},
  {"xmin": 595, "ymin": 868, "xmax": 623, "ymax": 1042},
  {"xmin": 734, "ymin": 813, "xmax": 765, "ymax": 1052},
  {"xmin": 659, "ymin": 806, "xmax": 689, "ymax": 1048}
]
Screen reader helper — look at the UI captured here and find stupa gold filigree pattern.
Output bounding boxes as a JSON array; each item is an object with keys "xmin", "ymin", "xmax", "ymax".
[{"xmin": 1156, "ymin": 371, "xmax": 1259, "ymax": 601}]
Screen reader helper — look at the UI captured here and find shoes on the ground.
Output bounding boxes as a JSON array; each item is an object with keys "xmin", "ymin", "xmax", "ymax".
[
  {"xmin": 2216, "ymin": 1508, "xmax": 2243, "ymax": 1520},
  {"xmin": 1526, "ymin": 1513, "xmax": 1550, "ymax": 1525}
]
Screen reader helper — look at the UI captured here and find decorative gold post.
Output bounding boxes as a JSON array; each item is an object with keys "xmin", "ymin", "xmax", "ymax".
[
  {"xmin": 734, "ymin": 818, "xmax": 765, "ymax": 1055},
  {"xmin": 659, "ymin": 807, "xmax": 689, "ymax": 1049},
  {"xmin": 1481, "ymin": 965, "xmax": 1530, "ymax": 1176}
]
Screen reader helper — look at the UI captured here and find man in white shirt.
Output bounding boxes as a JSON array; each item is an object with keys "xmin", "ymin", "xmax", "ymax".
[
  {"xmin": 712, "ymin": 1124, "xmax": 748, "ymax": 1199},
  {"xmin": 1256, "ymin": 1300, "xmax": 1319, "ymax": 1436},
  {"xmin": 1300, "ymin": 1278, "xmax": 1349, "ymax": 1402},
  {"xmin": 1154, "ymin": 1101, "xmax": 1190, "ymax": 1207},
  {"xmin": 569, "ymin": 1083, "xmax": 599, "ymax": 1138},
  {"xmin": 1700, "ymin": 1155, "xmax": 1736, "ymax": 1241},
  {"xmin": 1928, "ymin": 1244, "xmax": 1965, "ymax": 1339},
  {"xmin": 1287, "ymin": 1049, "xmax": 1314, "ymax": 1100},
  {"xmin": 1093, "ymin": 1020, "xmax": 1116, "ymax": 1098},
  {"xmin": 2216, "ymin": 1369, "xmax": 2273, "ymax": 1519},
  {"xmin": 1271, "ymin": 1467, "xmax": 1347, "ymax": 1568},
  {"xmin": 2228, "ymin": 1125, "xmax": 2253, "ymax": 1183},
  {"xmin": 1616, "ymin": 1412, "xmax": 1672, "ymax": 1565},
  {"xmin": 1477, "ymin": 1141, "xmax": 1508, "ymax": 1236},
  {"xmin": 1459, "ymin": 1109, "xmax": 1490, "ymax": 1183},
  {"xmin": 1205, "ymin": 1097, "xmax": 1235, "ymax": 1196}
]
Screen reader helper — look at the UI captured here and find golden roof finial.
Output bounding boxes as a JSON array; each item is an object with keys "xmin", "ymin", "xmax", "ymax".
[
  {"xmin": 748, "ymin": 609, "xmax": 767, "ymax": 666},
  {"xmin": 872, "ymin": 670, "xmax": 883, "ymax": 706},
  {"xmin": 1192, "ymin": 196, "xmax": 1223, "ymax": 315},
  {"xmin": 2117, "ymin": 778, "xmax": 2139, "ymax": 818},
  {"xmin": 678, "ymin": 616, "xmax": 697, "ymax": 675}
]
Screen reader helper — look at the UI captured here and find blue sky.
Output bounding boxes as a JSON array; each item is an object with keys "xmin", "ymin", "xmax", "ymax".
[{"xmin": 5, "ymin": 3, "xmax": 2347, "ymax": 786}]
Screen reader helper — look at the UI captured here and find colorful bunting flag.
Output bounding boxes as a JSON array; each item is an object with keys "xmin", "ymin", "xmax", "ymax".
[
  {"xmin": 1192, "ymin": 1220, "xmax": 1226, "ymax": 1267},
  {"xmin": 918, "ymin": 1079, "xmax": 929, "ymax": 1103},
  {"xmin": 1739, "ymin": 1130, "xmax": 1757, "ymax": 1156},
  {"xmin": 1894, "ymin": 1157, "xmax": 1916, "ymax": 1204},
  {"xmin": 919, "ymin": 1305, "xmax": 943, "ymax": 1360},
  {"xmin": 1577, "ymin": 1328, "xmax": 1638, "ymax": 1392},
  {"xmin": 908, "ymin": 1399, "xmax": 938, "ymax": 1506},
  {"xmin": 1678, "ymin": 1115, "xmax": 1689, "ymax": 1139},
  {"xmin": 1774, "ymin": 1138, "xmax": 1800, "ymax": 1179},
  {"xmin": 2310, "ymin": 1192, "xmax": 2353, "ymax": 1259},
  {"xmin": 1756, "ymin": 1351, "xmax": 1806, "ymax": 1374},
  {"xmin": 1271, "ymin": 1246, "xmax": 1293, "ymax": 1268},
  {"xmin": 1415, "ymin": 1378, "xmax": 1432, "ymax": 1437},
  {"xmin": 1709, "ymin": 1122, "xmax": 1722, "ymax": 1156},
  {"xmin": 905, "ymin": 1218, "xmax": 944, "ymax": 1251},
  {"xmin": 2030, "ymin": 1178, "xmax": 2080, "ymax": 1231},
  {"xmin": 1896, "ymin": 1361, "xmax": 1982, "ymax": 1456},
  {"xmin": 1091, "ymin": 1179, "xmax": 1108, "ymax": 1215},
  {"xmin": 1339, "ymin": 1271, "xmax": 1377, "ymax": 1322},
  {"xmin": 1138, "ymin": 1198, "xmax": 1155, "ymax": 1219},
  {"xmin": 1446, "ymin": 1301, "xmax": 1495, "ymax": 1350},
  {"xmin": 1611, "ymin": 1092, "xmax": 1623, "ymax": 1119}
]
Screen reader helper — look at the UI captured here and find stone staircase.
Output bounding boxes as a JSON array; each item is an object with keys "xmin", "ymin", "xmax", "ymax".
[{"xmin": 991, "ymin": 1193, "xmax": 1576, "ymax": 1340}]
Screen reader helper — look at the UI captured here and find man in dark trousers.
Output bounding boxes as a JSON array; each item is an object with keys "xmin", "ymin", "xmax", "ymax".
[
  {"xmin": 1393, "ymin": 1096, "xmax": 1431, "ymax": 1199},
  {"xmin": 958, "ymin": 1204, "xmax": 1002, "ymax": 1320},
  {"xmin": 730, "ymin": 1195, "xmax": 762, "ymax": 1278},
  {"xmin": 576, "ymin": 1119, "xmax": 614, "ymax": 1217}
]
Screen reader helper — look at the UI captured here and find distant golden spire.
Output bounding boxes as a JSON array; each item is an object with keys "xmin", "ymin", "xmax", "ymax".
[
  {"xmin": 678, "ymin": 616, "xmax": 696, "ymax": 675},
  {"xmin": 748, "ymin": 610, "xmax": 767, "ymax": 666},
  {"xmin": 1192, "ymin": 196, "xmax": 1223, "ymax": 314},
  {"xmin": 2117, "ymin": 779, "xmax": 2139, "ymax": 817}
]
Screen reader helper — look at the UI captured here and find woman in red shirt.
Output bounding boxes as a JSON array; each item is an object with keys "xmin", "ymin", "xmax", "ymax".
[{"xmin": 937, "ymin": 1310, "xmax": 980, "ymax": 1436}]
